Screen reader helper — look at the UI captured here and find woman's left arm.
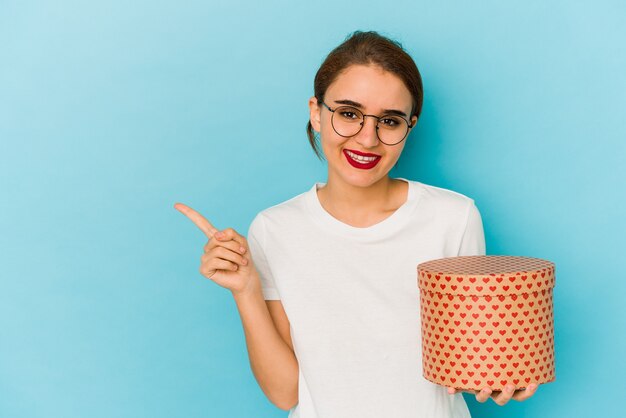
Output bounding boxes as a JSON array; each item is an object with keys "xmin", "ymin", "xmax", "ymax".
[{"xmin": 457, "ymin": 201, "xmax": 486, "ymax": 257}]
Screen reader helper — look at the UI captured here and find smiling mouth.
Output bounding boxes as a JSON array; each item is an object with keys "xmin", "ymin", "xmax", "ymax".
[
  {"xmin": 343, "ymin": 149, "xmax": 382, "ymax": 169},
  {"xmin": 344, "ymin": 149, "xmax": 380, "ymax": 162}
]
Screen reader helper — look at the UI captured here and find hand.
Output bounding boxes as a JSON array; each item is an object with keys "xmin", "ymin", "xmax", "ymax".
[
  {"xmin": 174, "ymin": 202, "xmax": 260, "ymax": 296},
  {"xmin": 447, "ymin": 383, "xmax": 539, "ymax": 406}
]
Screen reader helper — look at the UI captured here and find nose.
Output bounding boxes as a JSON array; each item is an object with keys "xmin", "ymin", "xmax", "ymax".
[{"xmin": 355, "ymin": 115, "xmax": 380, "ymax": 148}]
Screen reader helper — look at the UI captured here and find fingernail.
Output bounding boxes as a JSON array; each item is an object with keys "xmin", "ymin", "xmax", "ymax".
[
  {"xmin": 240, "ymin": 246, "xmax": 246, "ymax": 253},
  {"xmin": 215, "ymin": 231, "xmax": 223, "ymax": 238},
  {"xmin": 527, "ymin": 384, "xmax": 537, "ymax": 391},
  {"xmin": 506, "ymin": 385, "xmax": 515, "ymax": 392}
]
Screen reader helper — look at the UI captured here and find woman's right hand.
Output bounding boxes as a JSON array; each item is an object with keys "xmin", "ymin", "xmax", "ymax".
[{"xmin": 174, "ymin": 202, "xmax": 260, "ymax": 296}]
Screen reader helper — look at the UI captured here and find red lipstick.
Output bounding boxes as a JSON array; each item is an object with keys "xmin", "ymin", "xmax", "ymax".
[{"xmin": 343, "ymin": 149, "xmax": 382, "ymax": 170}]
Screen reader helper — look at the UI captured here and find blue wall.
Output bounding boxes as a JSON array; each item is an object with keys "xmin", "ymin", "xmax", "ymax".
[{"xmin": 1, "ymin": 1, "xmax": 624, "ymax": 417}]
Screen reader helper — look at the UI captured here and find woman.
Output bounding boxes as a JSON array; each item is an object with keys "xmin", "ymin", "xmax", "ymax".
[{"xmin": 175, "ymin": 31, "xmax": 539, "ymax": 417}]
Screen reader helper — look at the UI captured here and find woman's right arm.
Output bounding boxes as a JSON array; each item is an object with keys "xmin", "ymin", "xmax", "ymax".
[
  {"xmin": 173, "ymin": 203, "xmax": 298, "ymax": 411},
  {"xmin": 233, "ymin": 285, "xmax": 298, "ymax": 411}
]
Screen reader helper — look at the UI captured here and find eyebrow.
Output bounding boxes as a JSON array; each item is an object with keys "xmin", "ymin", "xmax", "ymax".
[{"xmin": 333, "ymin": 99, "xmax": 408, "ymax": 118}]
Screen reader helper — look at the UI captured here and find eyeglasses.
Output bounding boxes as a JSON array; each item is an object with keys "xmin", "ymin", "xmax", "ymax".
[{"xmin": 320, "ymin": 101, "xmax": 413, "ymax": 146}]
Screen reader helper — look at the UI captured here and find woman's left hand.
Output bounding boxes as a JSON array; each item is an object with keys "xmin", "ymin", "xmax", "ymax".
[{"xmin": 447, "ymin": 383, "xmax": 539, "ymax": 406}]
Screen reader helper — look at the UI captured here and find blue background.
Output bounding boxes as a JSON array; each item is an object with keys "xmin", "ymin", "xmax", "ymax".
[{"xmin": 1, "ymin": 1, "xmax": 625, "ymax": 417}]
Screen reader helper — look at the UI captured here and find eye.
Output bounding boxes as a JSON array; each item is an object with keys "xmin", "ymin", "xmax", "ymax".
[
  {"xmin": 379, "ymin": 116, "xmax": 402, "ymax": 127},
  {"xmin": 337, "ymin": 107, "xmax": 362, "ymax": 121}
]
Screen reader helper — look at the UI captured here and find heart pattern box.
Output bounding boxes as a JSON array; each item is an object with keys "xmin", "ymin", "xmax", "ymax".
[{"xmin": 417, "ymin": 255, "xmax": 556, "ymax": 391}]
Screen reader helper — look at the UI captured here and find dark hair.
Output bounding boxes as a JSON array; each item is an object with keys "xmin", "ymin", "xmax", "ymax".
[{"xmin": 307, "ymin": 30, "xmax": 424, "ymax": 161}]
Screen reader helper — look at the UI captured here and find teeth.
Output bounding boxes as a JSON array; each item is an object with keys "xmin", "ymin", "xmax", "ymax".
[{"xmin": 346, "ymin": 150, "xmax": 378, "ymax": 163}]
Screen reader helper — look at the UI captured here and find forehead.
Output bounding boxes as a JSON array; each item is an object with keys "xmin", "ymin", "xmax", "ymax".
[{"xmin": 325, "ymin": 64, "xmax": 413, "ymax": 113}]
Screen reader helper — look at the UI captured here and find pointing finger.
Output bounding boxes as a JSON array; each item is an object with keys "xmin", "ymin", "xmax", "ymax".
[{"xmin": 174, "ymin": 202, "xmax": 218, "ymax": 238}]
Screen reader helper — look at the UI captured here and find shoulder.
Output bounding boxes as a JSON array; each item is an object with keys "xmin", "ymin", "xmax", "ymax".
[
  {"xmin": 248, "ymin": 185, "xmax": 312, "ymax": 237},
  {"xmin": 412, "ymin": 180, "xmax": 475, "ymax": 208},
  {"xmin": 255, "ymin": 187, "xmax": 310, "ymax": 221},
  {"xmin": 407, "ymin": 180, "xmax": 478, "ymax": 225}
]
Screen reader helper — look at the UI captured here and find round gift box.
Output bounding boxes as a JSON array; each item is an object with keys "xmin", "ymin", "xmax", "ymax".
[{"xmin": 417, "ymin": 255, "xmax": 556, "ymax": 391}]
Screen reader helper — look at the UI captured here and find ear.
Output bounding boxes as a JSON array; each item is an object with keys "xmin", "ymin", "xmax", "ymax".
[
  {"xmin": 308, "ymin": 96, "xmax": 321, "ymax": 132},
  {"xmin": 410, "ymin": 115, "xmax": 418, "ymax": 129}
]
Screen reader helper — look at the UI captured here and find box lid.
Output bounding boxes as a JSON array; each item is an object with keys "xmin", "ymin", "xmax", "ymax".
[{"xmin": 418, "ymin": 255, "xmax": 555, "ymax": 296}]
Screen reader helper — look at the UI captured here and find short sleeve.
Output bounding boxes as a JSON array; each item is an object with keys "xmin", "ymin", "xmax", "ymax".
[
  {"xmin": 247, "ymin": 214, "xmax": 281, "ymax": 300},
  {"xmin": 457, "ymin": 201, "xmax": 487, "ymax": 256}
]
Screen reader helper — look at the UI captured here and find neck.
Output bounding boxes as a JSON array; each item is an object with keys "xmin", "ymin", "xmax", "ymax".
[
  {"xmin": 324, "ymin": 176, "xmax": 394, "ymax": 206},
  {"xmin": 316, "ymin": 174, "xmax": 406, "ymax": 227}
]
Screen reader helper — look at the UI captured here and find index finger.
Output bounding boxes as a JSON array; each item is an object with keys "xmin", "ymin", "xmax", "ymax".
[{"xmin": 174, "ymin": 202, "xmax": 218, "ymax": 238}]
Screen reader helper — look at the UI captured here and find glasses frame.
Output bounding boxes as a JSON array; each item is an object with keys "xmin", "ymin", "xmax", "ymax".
[{"xmin": 320, "ymin": 100, "xmax": 413, "ymax": 146}]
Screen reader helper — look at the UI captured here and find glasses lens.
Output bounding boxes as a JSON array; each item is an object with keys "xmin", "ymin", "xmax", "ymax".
[
  {"xmin": 331, "ymin": 106, "xmax": 364, "ymax": 137},
  {"xmin": 377, "ymin": 115, "xmax": 409, "ymax": 145}
]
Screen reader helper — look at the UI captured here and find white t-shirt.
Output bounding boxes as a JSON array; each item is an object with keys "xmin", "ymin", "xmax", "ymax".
[{"xmin": 246, "ymin": 177, "xmax": 486, "ymax": 418}]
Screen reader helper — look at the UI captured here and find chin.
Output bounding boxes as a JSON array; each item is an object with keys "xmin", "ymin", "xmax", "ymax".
[{"xmin": 340, "ymin": 169, "xmax": 391, "ymax": 188}]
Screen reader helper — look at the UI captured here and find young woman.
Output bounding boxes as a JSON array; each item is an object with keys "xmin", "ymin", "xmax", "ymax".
[{"xmin": 175, "ymin": 31, "xmax": 539, "ymax": 418}]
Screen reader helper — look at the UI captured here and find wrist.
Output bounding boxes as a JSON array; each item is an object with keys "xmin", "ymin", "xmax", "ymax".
[{"xmin": 231, "ymin": 272, "xmax": 262, "ymax": 301}]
